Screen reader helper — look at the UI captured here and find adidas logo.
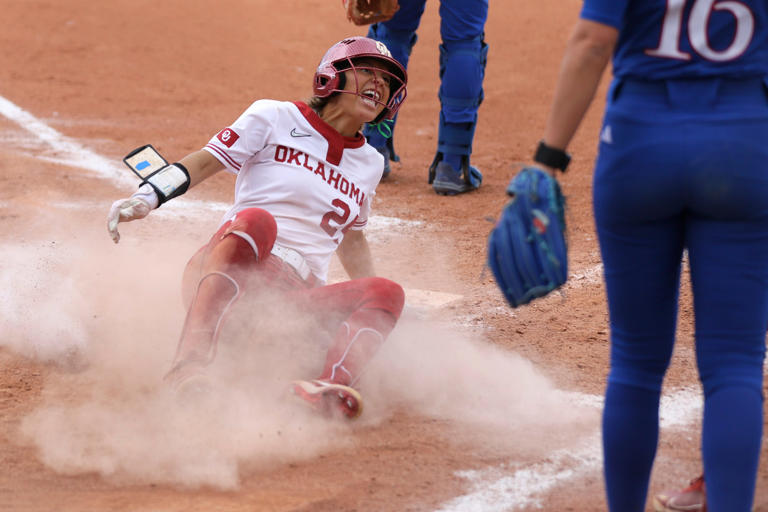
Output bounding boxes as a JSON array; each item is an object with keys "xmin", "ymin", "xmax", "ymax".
[{"xmin": 600, "ymin": 125, "xmax": 613, "ymax": 144}]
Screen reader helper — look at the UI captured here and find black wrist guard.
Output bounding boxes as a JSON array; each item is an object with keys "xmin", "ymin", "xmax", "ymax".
[
  {"xmin": 122, "ymin": 144, "xmax": 191, "ymax": 206},
  {"xmin": 534, "ymin": 140, "xmax": 571, "ymax": 172},
  {"xmin": 144, "ymin": 163, "xmax": 190, "ymax": 206}
]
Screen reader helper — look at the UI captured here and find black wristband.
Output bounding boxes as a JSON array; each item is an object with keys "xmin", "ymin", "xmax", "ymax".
[
  {"xmin": 533, "ymin": 140, "xmax": 571, "ymax": 172},
  {"xmin": 143, "ymin": 162, "xmax": 191, "ymax": 206}
]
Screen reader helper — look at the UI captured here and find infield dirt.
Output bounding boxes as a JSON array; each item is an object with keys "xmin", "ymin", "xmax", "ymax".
[{"xmin": 0, "ymin": 1, "xmax": 766, "ymax": 511}]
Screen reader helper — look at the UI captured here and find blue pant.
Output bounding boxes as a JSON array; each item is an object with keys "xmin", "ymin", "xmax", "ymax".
[{"xmin": 595, "ymin": 77, "xmax": 768, "ymax": 512}]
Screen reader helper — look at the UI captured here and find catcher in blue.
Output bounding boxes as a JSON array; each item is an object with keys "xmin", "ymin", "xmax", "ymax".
[
  {"xmin": 345, "ymin": 0, "xmax": 489, "ymax": 196},
  {"xmin": 490, "ymin": 1, "xmax": 768, "ymax": 510}
]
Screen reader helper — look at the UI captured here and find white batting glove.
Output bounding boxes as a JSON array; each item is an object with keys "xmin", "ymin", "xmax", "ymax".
[{"xmin": 107, "ymin": 184, "xmax": 159, "ymax": 244}]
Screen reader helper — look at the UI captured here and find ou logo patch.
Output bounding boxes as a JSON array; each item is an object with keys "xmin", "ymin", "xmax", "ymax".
[
  {"xmin": 375, "ymin": 41, "xmax": 392, "ymax": 58},
  {"xmin": 217, "ymin": 128, "xmax": 240, "ymax": 148}
]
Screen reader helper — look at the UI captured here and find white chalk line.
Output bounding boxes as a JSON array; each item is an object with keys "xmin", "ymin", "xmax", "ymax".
[
  {"xmin": 566, "ymin": 263, "xmax": 603, "ymax": 287},
  {"xmin": 0, "ymin": 95, "xmax": 134, "ymax": 187},
  {"xmin": 437, "ymin": 388, "xmax": 704, "ymax": 511},
  {"xmin": 0, "ymin": 93, "xmax": 707, "ymax": 512}
]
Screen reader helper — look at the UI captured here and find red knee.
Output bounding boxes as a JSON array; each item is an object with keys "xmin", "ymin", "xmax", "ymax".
[
  {"xmin": 221, "ymin": 208, "xmax": 278, "ymax": 261},
  {"xmin": 360, "ymin": 277, "xmax": 405, "ymax": 320},
  {"xmin": 180, "ymin": 209, "xmax": 277, "ymax": 306}
]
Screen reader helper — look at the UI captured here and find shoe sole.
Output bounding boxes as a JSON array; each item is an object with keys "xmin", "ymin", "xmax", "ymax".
[
  {"xmin": 173, "ymin": 373, "xmax": 215, "ymax": 404},
  {"xmin": 652, "ymin": 497, "xmax": 676, "ymax": 512},
  {"xmin": 292, "ymin": 380, "xmax": 363, "ymax": 420},
  {"xmin": 432, "ymin": 180, "xmax": 478, "ymax": 196},
  {"xmin": 653, "ymin": 495, "xmax": 756, "ymax": 512},
  {"xmin": 652, "ymin": 494, "xmax": 706, "ymax": 512}
]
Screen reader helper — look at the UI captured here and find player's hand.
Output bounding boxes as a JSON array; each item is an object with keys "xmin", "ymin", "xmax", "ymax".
[{"xmin": 106, "ymin": 184, "xmax": 158, "ymax": 243}]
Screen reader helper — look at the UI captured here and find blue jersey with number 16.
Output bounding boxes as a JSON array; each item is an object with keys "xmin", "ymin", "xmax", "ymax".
[{"xmin": 581, "ymin": 0, "xmax": 768, "ymax": 79}]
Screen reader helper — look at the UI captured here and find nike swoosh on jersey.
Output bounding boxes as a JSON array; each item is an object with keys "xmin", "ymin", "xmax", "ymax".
[{"xmin": 290, "ymin": 128, "xmax": 312, "ymax": 137}]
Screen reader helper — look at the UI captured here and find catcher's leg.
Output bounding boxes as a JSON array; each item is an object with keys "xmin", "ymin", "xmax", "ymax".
[
  {"xmin": 165, "ymin": 208, "xmax": 277, "ymax": 388},
  {"xmin": 362, "ymin": 2, "xmax": 424, "ymax": 176},
  {"xmin": 291, "ymin": 277, "xmax": 405, "ymax": 419},
  {"xmin": 430, "ymin": 0, "xmax": 489, "ymax": 195}
]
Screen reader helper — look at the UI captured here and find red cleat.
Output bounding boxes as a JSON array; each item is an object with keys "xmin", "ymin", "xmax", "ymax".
[
  {"xmin": 163, "ymin": 359, "xmax": 214, "ymax": 401},
  {"xmin": 653, "ymin": 474, "xmax": 706, "ymax": 512},
  {"xmin": 291, "ymin": 379, "xmax": 363, "ymax": 420}
]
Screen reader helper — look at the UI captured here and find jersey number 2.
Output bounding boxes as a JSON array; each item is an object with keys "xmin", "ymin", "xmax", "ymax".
[
  {"xmin": 320, "ymin": 198, "xmax": 356, "ymax": 238},
  {"xmin": 646, "ymin": 0, "xmax": 754, "ymax": 62}
]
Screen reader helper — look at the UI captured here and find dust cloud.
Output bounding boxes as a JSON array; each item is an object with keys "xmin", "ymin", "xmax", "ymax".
[
  {"xmin": 359, "ymin": 313, "xmax": 596, "ymax": 452},
  {"xmin": 3, "ymin": 210, "xmax": 594, "ymax": 491},
  {"xmin": 0, "ymin": 240, "xmax": 89, "ymax": 366}
]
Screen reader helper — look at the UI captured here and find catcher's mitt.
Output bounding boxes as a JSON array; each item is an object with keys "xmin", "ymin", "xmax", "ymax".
[
  {"xmin": 487, "ymin": 166, "xmax": 567, "ymax": 308},
  {"xmin": 343, "ymin": 0, "xmax": 399, "ymax": 25}
]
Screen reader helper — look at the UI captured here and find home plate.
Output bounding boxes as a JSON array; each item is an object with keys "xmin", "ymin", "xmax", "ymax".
[{"xmin": 405, "ymin": 288, "xmax": 462, "ymax": 309}]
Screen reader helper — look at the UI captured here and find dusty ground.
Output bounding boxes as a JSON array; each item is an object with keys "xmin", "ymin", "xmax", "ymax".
[{"xmin": 0, "ymin": 1, "xmax": 766, "ymax": 511}]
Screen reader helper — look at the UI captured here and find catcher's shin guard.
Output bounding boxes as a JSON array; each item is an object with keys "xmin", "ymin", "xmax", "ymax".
[
  {"xmin": 428, "ymin": 36, "xmax": 488, "ymax": 186},
  {"xmin": 438, "ymin": 36, "xmax": 488, "ymax": 124}
]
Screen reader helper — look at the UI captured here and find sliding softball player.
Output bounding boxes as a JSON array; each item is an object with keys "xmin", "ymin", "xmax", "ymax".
[{"xmin": 106, "ymin": 36, "xmax": 408, "ymax": 419}]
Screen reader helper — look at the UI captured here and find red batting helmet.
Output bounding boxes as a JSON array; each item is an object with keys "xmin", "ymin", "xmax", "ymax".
[{"xmin": 313, "ymin": 36, "xmax": 407, "ymax": 122}]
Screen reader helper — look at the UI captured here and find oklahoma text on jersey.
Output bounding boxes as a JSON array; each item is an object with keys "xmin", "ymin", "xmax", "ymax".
[{"xmin": 273, "ymin": 144, "xmax": 366, "ymax": 207}]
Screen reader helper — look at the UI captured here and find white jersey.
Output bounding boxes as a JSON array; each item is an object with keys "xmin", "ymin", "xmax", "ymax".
[{"xmin": 203, "ymin": 100, "xmax": 384, "ymax": 282}]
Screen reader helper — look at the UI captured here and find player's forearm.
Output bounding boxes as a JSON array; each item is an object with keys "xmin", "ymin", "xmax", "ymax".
[
  {"xmin": 337, "ymin": 231, "xmax": 375, "ymax": 279},
  {"xmin": 108, "ymin": 147, "xmax": 223, "ymax": 243},
  {"xmin": 542, "ymin": 20, "xmax": 617, "ymax": 150},
  {"xmin": 178, "ymin": 149, "xmax": 225, "ymax": 188}
]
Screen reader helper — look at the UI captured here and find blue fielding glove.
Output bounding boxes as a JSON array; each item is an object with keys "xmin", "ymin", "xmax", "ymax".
[{"xmin": 487, "ymin": 166, "xmax": 567, "ymax": 307}]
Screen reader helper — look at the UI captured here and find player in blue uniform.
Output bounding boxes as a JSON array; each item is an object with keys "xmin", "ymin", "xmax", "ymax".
[
  {"xmin": 363, "ymin": 0, "xmax": 488, "ymax": 195},
  {"xmin": 523, "ymin": 1, "xmax": 768, "ymax": 510}
]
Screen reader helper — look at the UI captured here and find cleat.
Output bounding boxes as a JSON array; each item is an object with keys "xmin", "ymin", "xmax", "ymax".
[
  {"xmin": 291, "ymin": 379, "xmax": 363, "ymax": 420},
  {"xmin": 653, "ymin": 474, "xmax": 706, "ymax": 512},
  {"xmin": 164, "ymin": 359, "xmax": 214, "ymax": 400},
  {"xmin": 432, "ymin": 161, "xmax": 482, "ymax": 195}
]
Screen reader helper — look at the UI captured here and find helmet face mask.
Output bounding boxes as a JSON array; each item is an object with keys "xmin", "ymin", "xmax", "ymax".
[{"xmin": 313, "ymin": 37, "xmax": 407, "ymax": 122}]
